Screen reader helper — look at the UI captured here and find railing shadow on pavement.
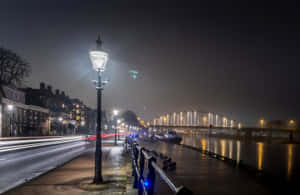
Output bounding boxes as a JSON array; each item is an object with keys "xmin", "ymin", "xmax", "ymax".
[{"xmin": 125, "ymin": 136, "xmax": 193, "ymax": 195}]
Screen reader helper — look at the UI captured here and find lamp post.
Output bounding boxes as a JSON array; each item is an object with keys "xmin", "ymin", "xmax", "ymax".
[
  {"xmin": 90, "ymin": 35, "xmax": 109, "ymax": 184},
  {"xmin": 260, "ymin": 119, "xmax": 265, "ymax": 128},
  {"xmin": 113, "ymin": 109, "xmax": 119, "ymax": 145},
  {"xmin": 117, "ymin": 119, "xmax": 121, "ymax": 140}
]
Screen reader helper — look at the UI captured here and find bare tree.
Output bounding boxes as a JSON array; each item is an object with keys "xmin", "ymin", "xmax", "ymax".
[{"xmin": 0, "ymin": 47, "xmax": 31, "ymax": 86}]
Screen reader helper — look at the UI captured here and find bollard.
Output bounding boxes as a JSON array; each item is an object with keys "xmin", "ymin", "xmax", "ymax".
[
  {"xmin": 133, "ymin": 161, "xmax": 139, "ymax": 188},
  {"xmin": 139, "ymin": 148, "xmax": 145, "ymax": 176},
  {"xmin": 146, "ymin": 157, "xmax": 157, "ymax": 195}
]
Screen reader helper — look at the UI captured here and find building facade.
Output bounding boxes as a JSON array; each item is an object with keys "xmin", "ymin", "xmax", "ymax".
[
  {"xmin": 22, "ymin": 82, "xmax": 97, "ymax": 135},
  {"xmin": 0, "ymin": 85, "xmax": 50, "ymax": 137}
]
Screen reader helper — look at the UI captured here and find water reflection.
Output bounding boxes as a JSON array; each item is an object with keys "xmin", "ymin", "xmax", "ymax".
[
  {"xmin": 257, "ymin": 142, "xmax": 264, "ymax": 171},
  {"xmin": 180, "ymin": 133, "xmax": 297, "ymax": 182},
  {"xmin": 228, "ymin": 140, "xmax": 233, "ymax": 159},
  {"xmin": 214, "ymin": 140, "xmax": 218, "ymax": 154},
  {"xmin": 287, "ymin": 144, "xmax": 293, "ymax": 180},
  {"xmin": 201, "ymin": 139, "xmax": 206, "ymax": 151},
  {"xmin": 161, "ymin": 142, "xmax": 168, "ymax": 154},
  {"xmin": 220, "ymin": 140, "xmax": 226, "ymax": 157},
  {"xmin": 236, "ymin": 140, "xmax": 241, "ymax": 163}
]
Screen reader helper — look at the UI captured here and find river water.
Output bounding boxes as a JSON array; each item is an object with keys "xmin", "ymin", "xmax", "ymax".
[{"xmin": 180, "ymin": 132, "xmax": 299, "ymax": 182}]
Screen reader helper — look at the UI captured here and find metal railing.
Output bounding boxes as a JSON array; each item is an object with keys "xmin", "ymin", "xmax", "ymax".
[{"xmin": 125, "ymin": 136, "xmax": 193, "ymax": 195}]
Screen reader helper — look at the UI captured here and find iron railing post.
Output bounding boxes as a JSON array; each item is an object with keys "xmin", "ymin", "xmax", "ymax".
[
  {"xmin": 138, "ymin": 148, "xmax": 145, "ymax": 195},
  {"xmin": 133, "ymin": 143, "xmax": 139, "ymax": 188},
  {"xmin": 147, "ymin": 157, "xmax": 156, "ymax": 195}
]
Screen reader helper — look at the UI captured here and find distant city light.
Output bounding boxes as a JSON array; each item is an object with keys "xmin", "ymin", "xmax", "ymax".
[
  {"xmin": 7, "ymin": 104, "xmax": 14, "ymax": 111},
  {"xmin": 238, "ymin": 123, "xmax": 242, "ymax": 129},
  {"xmin": 58, "ymin": 117, "xmax": 63, "ymax": 122}
]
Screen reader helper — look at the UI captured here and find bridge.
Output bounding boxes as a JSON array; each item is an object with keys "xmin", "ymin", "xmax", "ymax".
[
  {"xmin": 142, "ymin": 111, "xmax": 299, "ymax": 142},
  {"xmin": 148, "ymin": 111, "xmax": 241, "ymax": 128}
]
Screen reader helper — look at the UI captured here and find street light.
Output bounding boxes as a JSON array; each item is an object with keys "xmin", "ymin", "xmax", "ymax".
[
  {"xmin": 113, "ymin": 109, "xmax": 119, "ymax": 116},
  {"xmin": 260, "ymin": 119, "xmax": 265, "ymax": 128},
  {"xmin": 289, "ymin": 120, "xmax": 295, "ymax": 129},
  {"xmin": 117, "ymin": 119, "xmax": 122, "ymax": 140},
  {"xmin": 90, "ymin": 35, "xmax": 109, "ymax": 184},
  {"xmin": 112, "ymin": 109, "xmax": 119, "ymax": 144}
]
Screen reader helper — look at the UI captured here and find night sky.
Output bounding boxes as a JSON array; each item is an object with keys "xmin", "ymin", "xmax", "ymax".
[{"xmin": 1, "ymin": 0, "xmax": 300, "ymax": 126}]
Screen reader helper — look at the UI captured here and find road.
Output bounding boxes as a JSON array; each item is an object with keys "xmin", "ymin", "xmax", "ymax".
[{"xmin": 0, "ymin": 136, "xmax": 90, "ymax": 194}]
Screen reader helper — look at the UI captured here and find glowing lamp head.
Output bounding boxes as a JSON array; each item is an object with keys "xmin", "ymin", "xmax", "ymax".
[
  {"xmin": 113, "ymin": 109, "xmax": 119, "ymax": 116},
  {"xmin": 89, "ymin": 50, "xmax": 108, "ymax": 72}
]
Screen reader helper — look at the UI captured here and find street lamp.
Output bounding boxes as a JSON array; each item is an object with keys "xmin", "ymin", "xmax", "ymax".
[
  {"xmin": 117, "ymin": 119, "xmax": 121, "ymax": 140},
  {"xmin": 112, "ymin": 109, "xmax": 119, "ymax": 144},
  {"xmin": 113, "ymin": 109, "xmax": 119, "ymax": 116},
  {"xmin": 90, "ymin": 35, "xmax": 109, "ymax": 184},
  {"xmin": 260, "ymin": 119, "xmax": 265, "ymax": 128},
  {"xmin": 289, "ymin": 120, "xmax": 295, "ymax": 129}
]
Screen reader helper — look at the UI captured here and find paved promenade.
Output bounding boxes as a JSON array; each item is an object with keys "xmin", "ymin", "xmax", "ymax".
[
  {"xmin": 139, "ymin": 140, "xmax": 281, "ymax": 195},
  {"xmin": 6, "ymin": 142, "xmax": 136, "ymax": 195}
]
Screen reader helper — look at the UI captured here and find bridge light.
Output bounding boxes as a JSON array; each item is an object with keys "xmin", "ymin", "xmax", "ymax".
[
  {"xmin": 238, "ymin": 123, "xmax": 242, "ymax": 129},
  {"xmin": 260, "ymin": 119, "xmax": 264, "ymax": 128},
  {"xmin": 203, "ymin": 116, "xmax": 207, "ymax": 125}
]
